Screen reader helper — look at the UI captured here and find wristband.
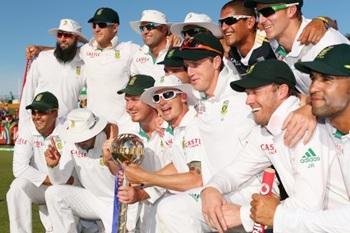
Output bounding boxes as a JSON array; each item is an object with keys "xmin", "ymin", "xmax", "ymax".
[{"xmin": 316, "ymin": 16, "xmax": 330, "ymax": 30}]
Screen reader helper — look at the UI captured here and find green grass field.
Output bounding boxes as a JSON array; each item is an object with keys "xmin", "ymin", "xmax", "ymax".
[{"xmin": 0, "ymin": 147, "xmax": 45, "ymax": 233}]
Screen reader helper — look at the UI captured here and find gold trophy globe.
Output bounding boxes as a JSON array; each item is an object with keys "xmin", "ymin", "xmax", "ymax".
[{"xmin": 111, "ymin": 133, "xmax": 144, "ymax": 233}]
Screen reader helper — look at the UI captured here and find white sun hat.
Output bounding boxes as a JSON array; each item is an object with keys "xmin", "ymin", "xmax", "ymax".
[
  {"xmin": 62, "ymin": 108, "xmax": 107, "ymax": 143},
  {"xmin": 141, "ymin": 75, "xmax": 198, "ymax": 108},
  {"xmin": 170, "ymin": 12, "xmax": 223, "ymax": 38},
  {"xmin": 129, "ymin": 9, "xmax": 171, "ymax": 34},
  {"xmin": 48, "ymin": 19, "xmax": 88, "ymax": 43}
]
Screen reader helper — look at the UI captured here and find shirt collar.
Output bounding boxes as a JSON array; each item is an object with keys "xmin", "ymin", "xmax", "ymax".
[
  {"xmin": 265, "ymin": 96, "xmax": 300, "ymax": 136},
  {"xmin": 90, "ymin": 35, "xmax": 119, "ymax": 50},
  {"xmin": 177, "ymin": 107, "xmax": 197, "ymax": 128},
  {"xmin": 325, "ymin": 120, "xmax": 350, "ymax": 141}
]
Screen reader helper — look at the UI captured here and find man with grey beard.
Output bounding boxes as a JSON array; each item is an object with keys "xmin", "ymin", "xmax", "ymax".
[{"xmin": 19, "ymin": 18, "xmax": 87, "ymax": 127}]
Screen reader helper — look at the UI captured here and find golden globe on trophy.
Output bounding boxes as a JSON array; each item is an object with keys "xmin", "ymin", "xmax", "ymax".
[{"xmin": 111, "ymin": 133, "xmax": 144, "ymax": 233}]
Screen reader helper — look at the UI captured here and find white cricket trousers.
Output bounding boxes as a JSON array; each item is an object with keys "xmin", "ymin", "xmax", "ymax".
[
  {"xmin": 6, "ymin": 177, "xmax": 53, "ymax": 233},
  {"xmin": 45, "ymin": 185, "xmax": 113, "ymax": 233},
  {"xmin": 155, "ymin": 188, "xmax": 249, "ymax": 233}
]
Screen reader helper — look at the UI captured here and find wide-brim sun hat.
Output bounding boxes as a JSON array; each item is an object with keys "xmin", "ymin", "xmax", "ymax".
[
  {"xmin": 62, "ymin": 108, "xmax": 107, "ymax": 143},
  {"xmin": 140, "ymin": 75, "xmax": 198, "ymax": 108},
  {"xmin": 48, "ymin": 19, "xmax": 88, "ymax": 43},
  {"xmin": 170, "ymin": 12, "xmax": 223, "ymax": 38},
  {"xmin": 129, "ymin": 9, "xmax": 171, "ymax": 34}
]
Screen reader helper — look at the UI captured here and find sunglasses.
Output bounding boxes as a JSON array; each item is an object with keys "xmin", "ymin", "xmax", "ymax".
[
  {"xmin": 152, "ymin": 90, "xmax": 183, "ymax": 103},
  {"xmin": 57, "ymin": 31, "xmax": 74, "ymax": 39},
  {"xmin": 257, "ymin": 3, "xmax": 299, "ymax": 18},
  {"xmin": 218, "ymin": 15, "xmax": 251, "ymax": 26},
  {"xmin": 139, "ymin": 23, "xmax": 161, "ymax": 32},
  {"xmin": 181, "ymin": 27, "xmax": 208, "ymax": 38},
  {"xmin": 92, "ymin": 22, "xmax": 115, "ymax": 29},
  {"xmin": 181, "ymin": 38, "xmax": 223, "ymax": 55}
]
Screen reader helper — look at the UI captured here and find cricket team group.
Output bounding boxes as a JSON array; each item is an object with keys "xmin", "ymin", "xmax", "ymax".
[{"xmin": 6, "ymin": 0, "xmax": 350, "ymax": 232}]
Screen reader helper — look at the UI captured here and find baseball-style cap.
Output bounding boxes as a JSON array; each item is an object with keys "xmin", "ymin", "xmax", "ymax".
[
  {"xmin": 178, "ymin": 32, "xmax": 224, "ymax": 61},
  {"xmin": 295, "ymin": 44, "xmax": 350, "ymax": 77},
  {"xmin": 157, "ymin": 47, "xmax": 184, "ymax": 67},
  {"xmin": 230, "ymin": 59, "xmax": 296, "ymax": 92},
  {"xmin": 88, "ymin": 7, "xmax": 120, "ymax": 24},
  {"xmin": 26, "ymin": 91, "xmax": 59, "ymax": 112},
  {"xmin": 117, "ymin": 74, "xmax": 155, "ymax": 96},
  {"xmin": 244, "ymin": 0, "xmax": 303, "ymax": 8}
]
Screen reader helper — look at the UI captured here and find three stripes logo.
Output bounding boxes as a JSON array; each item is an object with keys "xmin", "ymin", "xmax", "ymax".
[{"xmin": 300, "ymin": 148, "xmax": 320, "ymax": 164}]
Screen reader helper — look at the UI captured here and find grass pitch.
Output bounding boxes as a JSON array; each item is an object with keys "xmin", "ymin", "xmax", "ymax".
[{"xmin": 0, "ymin": 147, "xmax": 44, "ymax": 232}]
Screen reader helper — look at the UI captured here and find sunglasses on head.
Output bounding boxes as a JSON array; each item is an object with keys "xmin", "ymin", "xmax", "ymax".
[
  {"xmin": 181, "ymin": 27, "xmax": 208, "ymax": 38},
  {"xmin": 257, "ymin": 3, "xmax": 299, "ymax": 18},
  {"xmin": 181, "ymin": 38, "xmax": 223, "ymax": 55},
  {"xmin": 57, "ymin": 31, "xmax": 74, "ymax": 39},
  {"xmin": 92, "ymin": 22, "xmax": 115, "ymax": 29},
  {"xmin": 152, "ymin": 90, "xmax": 183, "ymax": 103},
  {"xmin": 139, "ymin": 23, "xmax": 161, "ymax": 32},
  {"xmin": 218, "ymin": 15, "xmax": 251, "ymax": 26}
]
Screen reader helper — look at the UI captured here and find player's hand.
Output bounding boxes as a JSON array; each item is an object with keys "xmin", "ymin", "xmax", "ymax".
[
  {"xmin": 123, "ymin": 163, "xmax": 147, "ymax": 185},
  {"xmin": 201, "ymin": 187, "xmax": 227, "ymax": 233},
  {"xmin": 26, "ymin": 45, "xmax": 42, "ymax": 60},
  {"xmin": 250, "ymin": 193, "xmax": 280, "ymax": 226},
  {"xmin": 102, "ymin": 124, "xmax": 117, "ymax": 164},
  {"xmin": 45, "ymin": 137, "xmax": 61, "ymax": 168},
  {"xmin": 283, "ymin": 104, "xmax": 316, "ymax": 147},
  {"xmin": 221, "ymin": 203, "xmax": 242, "ymax": 229},
  {"xmin": 298, "ymin": 18, "xmax": 327, "ymax": 45},
  {"xmin": 118, "ymin": 186, "xmax": 140, "ymax": 204}
]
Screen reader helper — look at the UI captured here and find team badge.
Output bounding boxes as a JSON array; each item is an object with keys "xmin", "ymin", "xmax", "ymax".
[
  {"xmin": 76, "ymin": 66, "xmax": 81, "ymax": 75},
  {"xmin": 35, "ymin": 94, "xmax": 43, "ymax": 101},
  {"xmin": 115, "ymin": 50, "xmax": 120, "ymax": 59},
  {"xmin": 317, "ymin": 46, "xmax": 334, "ymax": 59}
]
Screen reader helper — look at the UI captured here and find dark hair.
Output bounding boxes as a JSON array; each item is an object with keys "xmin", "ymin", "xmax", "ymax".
[{"xmin": 221, "ymin": 0, "xmax": 256, "ymax": 17}]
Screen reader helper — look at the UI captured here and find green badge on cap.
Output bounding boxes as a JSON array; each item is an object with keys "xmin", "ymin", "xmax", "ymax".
[
  {"xmin": 246, "ymin": 64, "xmax": 255, "ymax": 75},
  {"xmin": 35, "ymin": 94, "xmax": 43, "ymax": 101},
  {"xmin": 128, "ymin": 76, "xmax": 137, "ymax": 86},
  {"xmin": 97, "ymin": 9, "xmax": 103, "ymax": 15},
  {"xmin": 167, "ymin": 49, "xmax": 175, "ymax": 58},
  {"xmin": 345, "ymin": 65, "xmax": 350, "ymax": 70},
  {"xmin": 317, "ymin": 46, "xmax": 334, "ymax": 59}
]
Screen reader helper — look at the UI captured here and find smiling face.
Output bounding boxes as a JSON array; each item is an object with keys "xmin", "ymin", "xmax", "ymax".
[
  {"xmin": 309, "ymin": 72, "xmax": 350, "ymax": 120},
  {"xmin": 245, "ymin": 84, "xmax": 285, "ymax": 126},
  {"xmin": 220, "ymin": 6, "xmax": 253, "ymax": 47},
  {"xmin": 140, "ymin": 22, "xmax": 168, "ymax": 49},
  {"xmin": 125, "ymin": 95, "xmax": 156, "ymax": 123},
  {"xmin": 154, "ymin": 88, "xmax": 188, "ymax": 127},
  {"xmin": 31, "ymin": 109, "xmax": 57, "ymax": 137}
]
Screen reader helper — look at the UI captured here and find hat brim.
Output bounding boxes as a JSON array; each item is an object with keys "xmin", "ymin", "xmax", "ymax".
[
  {"xmin": 117, "ymin": 87, "xmax": 144, "ymax": 96},
  {"xmin": 62, "ymin": 116, "xmax": 108, "ymax": 143},
  {"xmin": 179, "ymin": 49, "xmax": 221, "ymax": 61},
  {"xmin": 170, "ymin": 22, "xmax": 223, "ymax": 39},
  {"xmin": 295, "ymin": 60, "xmax": 350, "ymax": 76},
  {"xmin": 140, "ymin": 84, "xmax": 198, "ymax": 108},
  {"xmin": 48, "ymin": 28, "xmax": 88, "ymax": 43},
  {"xmin": 230, "ymin": 78, "xmax": 273, "ymax": 92},
  {"xmin": 129, "ymin": 21, "xmax": 172, "ymax": 34},
  {"xmin": 25, "ymin": 102, "xmax": 56, "ymax": 112}
]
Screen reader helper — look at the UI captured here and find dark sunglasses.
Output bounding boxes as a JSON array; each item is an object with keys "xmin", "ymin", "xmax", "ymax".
[
  {"xmin": 152, "ymin": 90, "xmax": 182, "ymax": 103},
  {"xmin": 181, "ymin": 27, "xmax": 208, "ymax": 38},
  {"xmin": 218, "ymin": 15, "xmax": 251, "ymax": 26},
  {"xmin": 257, "ymin": 3, "xmax": 299, "ymax": 18},
  {"xmin": 139, "ymin": 23, "xmax": 161, "ymax": 32},
  {"xmin": 57, "ymin": 31, "xmax": 74, "ymax": 39},
  {"xmin": 92, "ymin": 22, "xmax": 115, "ymax": 29},
  {"xmin": 181, "ymin": 38, "xmax": 223, "ymax": 55}
]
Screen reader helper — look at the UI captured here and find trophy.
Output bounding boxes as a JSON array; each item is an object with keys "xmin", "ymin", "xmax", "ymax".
[{"xmin": 111, "ymin": 133, "xmax": 144, "ymax": 233}]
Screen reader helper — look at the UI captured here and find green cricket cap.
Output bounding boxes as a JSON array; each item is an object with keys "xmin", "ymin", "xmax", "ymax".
[
  {"xmin": 295, "ymin": 44, "xmax": 350, "ymax": 77},
  {"xmin": 230, "ymin": 59, "xmax": 296, "ymax": 92},
  {"xmin": 117, "ymin": 74, "xmax": 155, "ymax": 96},
  {"xmin": 25, "ymin": 91, "xmax": 59, "ymax": 112},
  {"xmin": 158, "ymin": 47, "xmax": 184, "ymax": 67},
  {"xmin": 88, "ymin": 7, "xmax": 120, "ymax": 24}
]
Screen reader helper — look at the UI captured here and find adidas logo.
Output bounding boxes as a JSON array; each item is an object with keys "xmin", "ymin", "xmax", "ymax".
[{"xmin": 300, "ymin": 148, "xmax": 320, "ymax": 163}]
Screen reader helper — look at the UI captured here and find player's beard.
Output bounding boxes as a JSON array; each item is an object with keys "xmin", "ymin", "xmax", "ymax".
[{"xmin": 54, "ymin": 41, "xmax": 78, "ymax": 63}]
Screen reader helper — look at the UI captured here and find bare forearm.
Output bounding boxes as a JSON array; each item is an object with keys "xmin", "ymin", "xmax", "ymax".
[{"xmin": 144, "ymin": 171, "xmax": 203, "ymax": 192}]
